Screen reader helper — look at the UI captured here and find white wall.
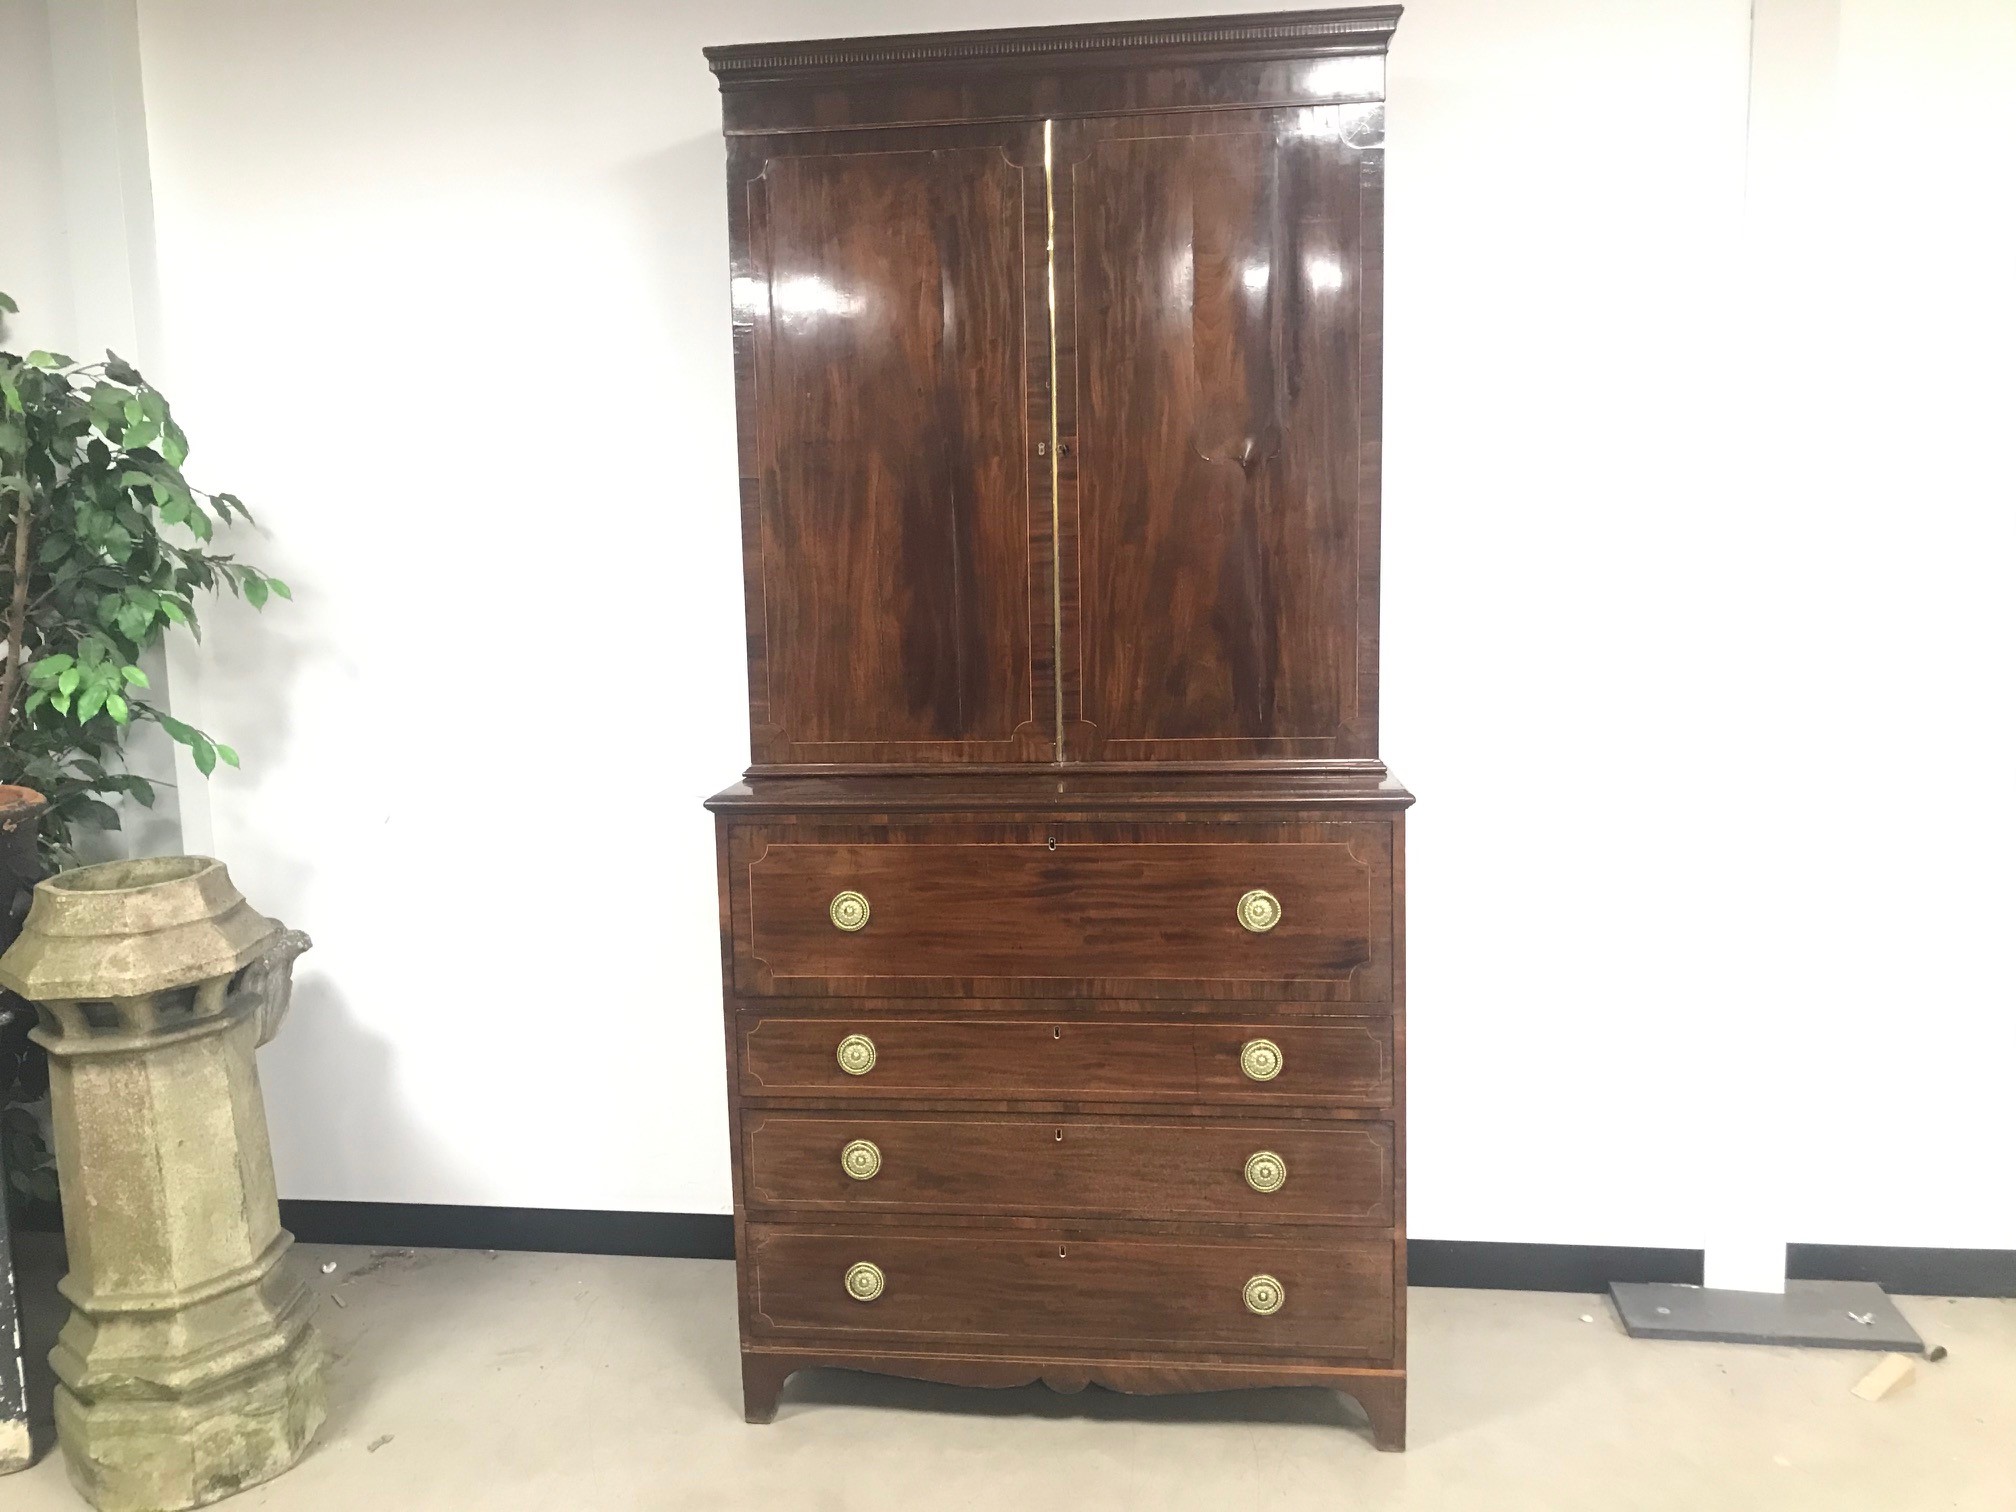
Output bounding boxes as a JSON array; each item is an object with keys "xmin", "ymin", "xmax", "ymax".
[
  {"xmin": 0, "ymin": 4, "xmax": 78, "ymax": 356},
  {"xmin": 21, "ymin": 0, "xmax": 2005, "ymax": 1248}
]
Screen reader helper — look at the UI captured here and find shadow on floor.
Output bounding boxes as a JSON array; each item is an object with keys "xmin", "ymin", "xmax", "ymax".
[{"xmin": 778, "ymin": 1366, "xmax": 1375, "ymax": 1432}]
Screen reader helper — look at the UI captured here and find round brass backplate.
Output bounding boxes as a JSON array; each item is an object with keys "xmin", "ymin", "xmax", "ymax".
[
  {"xmin": 1236, "ymin": 888, "xmax": 1282, "ymax": 932},
  {"xmin": 836, "ymin": 1034, "xmax": 877, "ymax": 1076},
  {"xmin": 1244, "ymin": 1150, "xmax": 1287, "ymax": 1194},
  {"xmin": 829, "ymin": 889, "xmax": 871, "ymax": 932},
  {"xmin": 844, "ymin": 1261, "xmax": 885, "ymax": 1302},
  {"xmin": 1243, "ymin": 1274, "xmax": 1285, "ymax": 1316},
  {"xmin": 1238, "ymin": 1038, "xmax": 1283, "ymax": 1083},
  {"xmin": 841, "ymin": 1138, "xmax": 882, "ymax": 1181}
]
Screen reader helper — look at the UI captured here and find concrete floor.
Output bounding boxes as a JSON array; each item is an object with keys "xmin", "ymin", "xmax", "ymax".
[{"xmin": 4, "ymin": 1235, "xmax": 2011, "ymax": 1511}]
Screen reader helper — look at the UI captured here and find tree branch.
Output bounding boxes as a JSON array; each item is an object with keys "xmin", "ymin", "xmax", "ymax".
[{"xmin": 0, "ymin": 483, "xmax": 32, "ymax": 746}]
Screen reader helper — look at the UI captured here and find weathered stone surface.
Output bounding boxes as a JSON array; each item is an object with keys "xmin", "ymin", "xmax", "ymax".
[{"xmin": 0, "ymin": 858, "xmax": 323, "ymax": 1510}]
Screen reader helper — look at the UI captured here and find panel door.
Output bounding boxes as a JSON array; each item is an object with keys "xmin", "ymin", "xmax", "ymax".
[
  {"xmin": 728, "ymin": 124, "xmax": 1055, "ymax": 767},
  {"xmin": 1053, "ymin": 105, "xmax": 1385, "ymax": 764}
]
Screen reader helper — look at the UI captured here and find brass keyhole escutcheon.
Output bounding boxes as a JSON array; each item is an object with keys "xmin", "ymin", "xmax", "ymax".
[
  {"xmin": 836, "ymin": 1034, "xmax": 877, "ymax": 1076},
  {"xmin": 829, "ymin": 889, "xmax": 870, "ymax": 932},
  {"xmin": 1236, "ymin": 889, "xmax": 1282, "ymax": 932},
  {"xmin": 1244, "ymin": 1151, "xmax": 1287, "ymax": 1194},
  {"xmin": 1243, "ymin": 1274, "xmax": 1285, "ymax": 1316},
  {"xmin": 844, "ymin": 1261, "xmax": 884, "ymax": 1302},
  {"xmin": 841, "ymin": 1139, "xmax": 881, "ymax": 1181},
  {"xmin": 1239, "ymin": 1038, "xmax": 1283, "ymax": 1083}
]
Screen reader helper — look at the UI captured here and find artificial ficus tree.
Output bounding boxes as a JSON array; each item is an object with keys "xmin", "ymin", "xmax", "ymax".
[{"xmin": 0, "ymin": 289, "xmax": 289, "ymax": 865}]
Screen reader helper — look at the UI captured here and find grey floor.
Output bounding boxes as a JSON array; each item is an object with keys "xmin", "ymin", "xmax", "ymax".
[{"xmin": 4, "ymin": 1234, "xmax": 2011, "ymax": 1511}]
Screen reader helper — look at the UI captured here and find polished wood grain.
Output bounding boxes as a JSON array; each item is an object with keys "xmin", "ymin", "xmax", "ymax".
[
  {"xmin": 738, "ymin": 1014, "xmax": 1393, "ymax": 1105},
  {"xmin": 708, "ymin": 769, "xmax": 1413, "ymax": 812},
  {"xmin": 1057, "ymin": 105, "xmax": 1381, "ymax": 762},
  {"xmin": 744, "ymin": 1112, "xmax": 1393, "ymax": 1224},
  {"xmin": 705, "ymin": 8, "xmax": 1399, "ymax": 136},
  {"xmin": 745, "ymin": 1223, "xmax": 1394, "ymax": 1357},
  {"xmin": 731, "ymin": 123, "xmax": 1053, "ymax": 766},
  {"xmin": 708, "ymin": 7, "xmax": 1408, "ymax": 1449},
  {"xmin": 729, "ymin": 819, "xmax": 1393, "ymax": 999}
]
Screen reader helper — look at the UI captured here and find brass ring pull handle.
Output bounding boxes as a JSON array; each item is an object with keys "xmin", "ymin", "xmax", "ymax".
[
  {"xmin": 829, "ymin": 890, "xmax": 871, "ymax": 931},
  {"xmin": 1236, "ymin": 889, "xmax": 1282, "ymax": 932},
  {"xmin": 841, "ymin": 1139, "xmax": 881, "ymax": 1181},
  {"xmin": 1244, "ymin": 1150, "xmax": 1287, "ymax": 1193},
  {"xmin": 836, "ymin": 1034, "xmax": 877, "ymax": 1076},
  {"xmin": 844, "ymin": 1261, "xmax": 885, "ymax": 1302},
  {"xmin": 1243, "ymin": 1274, "xmax": 1285, "ymax": 1316},
  {"xmin": 1239, "ymin": 1038, "xmax": 1283, "ymax": 1083}
]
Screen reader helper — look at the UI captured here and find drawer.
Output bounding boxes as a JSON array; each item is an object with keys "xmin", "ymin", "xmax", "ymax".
[
  {"xmin": 739, "ymin": 1015, "xmax": 1392, "ymax": 1106},
  {"xmin": 745, "ymin": 1224, "xmax": 1394, "ymax": 1357},
  {"xmin": 728, "ymin": 820, "xmax": 1394, "ymax": 1000},
  {"xmin": 744, "ymin": 1112, "xmax": 1393, "ymax": 1224}
]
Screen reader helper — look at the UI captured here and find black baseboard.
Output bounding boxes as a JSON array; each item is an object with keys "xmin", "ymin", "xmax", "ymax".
[
  {"xmin": 1409, "ymin": 1239, "xmax": 1703, "ymax": 1292},
  {"xmin": 278, "ymin": 1201, "xmax": 734, "ymax": 1261},
  {"xmin": 29, "ymin": 1200, "xmax": 2008, "ymax": 1299},
  {"xmin": 1788, "ymin": 1243, "xmax": 2016, "ymax": 1299}
]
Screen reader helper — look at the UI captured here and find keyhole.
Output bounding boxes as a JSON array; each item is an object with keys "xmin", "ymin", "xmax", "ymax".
[
  {"xmin": 1047, "ymin": 835, "xmax": 1058, "ymax": 851},
  {"xmin": 1059, "ymin": 1245, "xmax": 1067, "ymax": 1259},
  {"xmin": 1053, "ymin": 1026, "xmax": 1062, "ymax": 1040},
  {"xmin": 1054, "ymin": 1128, "xmax": 1064, "ymax": 1142}
]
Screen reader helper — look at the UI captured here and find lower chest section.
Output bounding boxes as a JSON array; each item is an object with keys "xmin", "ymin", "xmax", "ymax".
[{"xmin": 715, "ymin": 807, "xmax": 1406, "ymax": 1369}]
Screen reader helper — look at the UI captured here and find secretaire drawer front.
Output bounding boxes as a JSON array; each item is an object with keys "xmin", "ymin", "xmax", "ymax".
[
  {"xmin": 745, "ymin": 1225, "xmax": 1395, "ymax": 1358},
  {"xmin": 728, "ymin": 820, "xmax": 1395, "ymax": 1000},
  {"xmin": 738, "ymin": 1016, "xmax": 1393, "ymax": 1106},
  {"xmin": 744, "ymin": 1113, "xmax": 1393, "ymax": 1224}
]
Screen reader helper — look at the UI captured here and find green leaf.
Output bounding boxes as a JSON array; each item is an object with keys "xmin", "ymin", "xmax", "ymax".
[
  {"xmin": 70, "ymin": 799, "xmax": 122, "ymax": 830},
  {"xmin": 76, "ymin": 685, "xmax": 109, "ymax": 723},
  {"xmin": 267, "ymin": 577, "xmax": 293, "ymax": 600},
  {"xmin": 215, "ymin": 743, "xmax": 239, "ymax": 768},
  {"xmin": 106, "ymin": 693, "xmax": 130, "ymax": 724},
  {"xmin": 57, "ymin": 667, "xmax": 82, "ymax": 697},
  {"xmin": 163, "ymin": 417, "xmax": 189, "ymax": 467},
  {"xmin": 28, "ymin": 654, "xmax": 73, "ymax": 683},
  {"xmin": 104, "ymin": 352, "xmax": 143, "ymax": 385},
  {"xmin": 120, "ymin": 469, "xmax": 155, "ymax": 490},
  {"xmin": 160, "ymin": 599, "xmax": 188, "ymax": 624},
  {"xmin": 191, "ymin": 739, "xmax": 218, "ymax": 777},
  {"xmin": 243, "ymin": 574, "xmax": 270, "ymax": 609},
  {"xmin": 121, "ymin": 664, "xmax": 150, "ymax": 687},
  {"xmin": 0, "ymin": 291, "xmax": 18, "ymax": 313},
  {"xmin": 26, "ymin": 351, "xmax": 71, "ymax": 369},
  {"xmin": 156, "ymin": 711, "xmax": 200, "ymax": 744}
]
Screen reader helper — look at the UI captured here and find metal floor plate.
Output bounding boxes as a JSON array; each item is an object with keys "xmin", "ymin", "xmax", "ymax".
[{"xmin": 1609, "ymin": 1280, "xmax": 1925, "ymax": 1352}]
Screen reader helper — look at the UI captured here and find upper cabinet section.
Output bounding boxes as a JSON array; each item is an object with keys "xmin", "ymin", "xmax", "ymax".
[
  {"xmin": 726, "ymin": 124, "xmax": 1053, "ymax": 768},
  {"xmin": 1055, "ymin": 105, "xmax": 1383, "ymax": 764},
  {"xmin": 709, "ymin": 8, "xmax": 1397, "ymax": 774}
]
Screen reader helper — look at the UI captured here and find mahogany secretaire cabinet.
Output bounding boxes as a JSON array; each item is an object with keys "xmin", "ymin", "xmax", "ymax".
[{"xmin": 703, "ymin": 7, "xmax": 1412, "ymax": 1449}]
